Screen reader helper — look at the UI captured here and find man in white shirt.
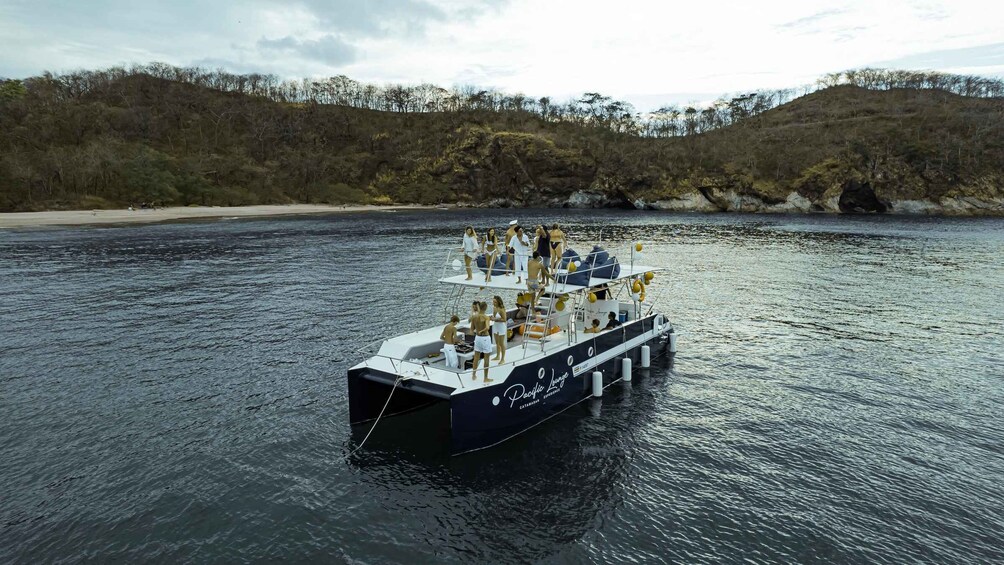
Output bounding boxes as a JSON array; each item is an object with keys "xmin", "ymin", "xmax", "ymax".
[{"xmin": 508, "ymin": 226, "xmax": 530, "ymax": 284}]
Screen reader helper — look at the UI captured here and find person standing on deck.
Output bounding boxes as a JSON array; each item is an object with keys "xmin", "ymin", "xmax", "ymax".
[
  {"xmin": 491, "ymin": 295, "xmax": 507, "ymax": 363},
  {"xmin": 440, "ymin": 315, "xmax": 461, "ymax": 368},
  {"xmin": 534, "ymin": 225, "xmax": 551, "ymax": 284},
  {"xmin": 461, "ymin": 226, "xmax": 479, "ymax": 280},
  {"xmin": 471, "ymin": 301, "xmax": 494, "ymax": 383},
  {"xmin": 509, "ymin": 226, "xmax": 531, "ymax": 284},
  {"xmin": 527, "ymin": 251, "xmax": 546, "ymax": 305},
  {"xmin": 504, "ymin": 220, "xmax": 518, "ymax": 275},
  {"xmin": 549, "ymin": 223, "xmax": 565, "ymax": 270},
  {"xmin": 483, "ymin": 227, "xmax": 499, "ymax": 283}
]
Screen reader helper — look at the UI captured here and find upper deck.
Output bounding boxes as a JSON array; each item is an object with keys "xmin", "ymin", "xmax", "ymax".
[{"xmin": 438, "ymin": 265, "xmax": 663, "ymax": 292}]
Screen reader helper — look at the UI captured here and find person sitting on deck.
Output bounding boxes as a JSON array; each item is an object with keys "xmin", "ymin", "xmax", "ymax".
[
  {"xmin": 605, "ymin": 311, "xmax": 622, "ymax": 330},
  {"xmin": 440, "ymin": 315, "xmax": 461, "ymax": 368},
  {"xmin": 583, "ymin": 319, "xmax": 602, "ymax": 334}
]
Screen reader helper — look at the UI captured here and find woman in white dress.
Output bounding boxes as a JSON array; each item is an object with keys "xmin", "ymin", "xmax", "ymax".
[
  {"xmin": 461, "ymin": 225, "xmax": 479, "ymax": 280},
  {"xmin": 508, "ymin": 226, "xmax": 531, "ymax": 284},
  {"xmin": 491, "ymin": 295, "xmax": 507, "ymax": 363}
]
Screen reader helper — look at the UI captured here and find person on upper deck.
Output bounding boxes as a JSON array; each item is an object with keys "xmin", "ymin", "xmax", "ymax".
[
  {"xmin": 534, "ymin": 225, "xmax": 551, "ymax": 281},
  {"xmin": 461, "ymin": 226, "xmax": 479, "ymax": 281},
  {"xmin": 483, "ymin": 227, "xmax": 499, "ymax": 283},
  {"xmin": 509, "ymin": 226, "xmax": 531, "ymax": 284},
  {"xmin": 549, "ymin": 223, "xmax": 565, "ymax": 270},
  {"xmin": 584, "ymin": 319, "xmax": 602, "ymax": 334},
  {"xmin": 504, "ymin": 220, "xmax": 518, "ymax": 275},
  {"xmin": 440, "ymin": 315, "xmax": 461, "ymax": 368}
]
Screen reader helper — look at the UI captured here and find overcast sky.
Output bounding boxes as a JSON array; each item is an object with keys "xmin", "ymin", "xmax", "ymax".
[{"xmin": 1, "ymin": 0, "xmax": 1002, "ymax": 110}]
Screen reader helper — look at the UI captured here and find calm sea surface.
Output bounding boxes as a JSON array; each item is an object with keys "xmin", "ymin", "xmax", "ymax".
[{"xmin": 1, "ymin": 210, "xmax": 1002, "ymax": 564}]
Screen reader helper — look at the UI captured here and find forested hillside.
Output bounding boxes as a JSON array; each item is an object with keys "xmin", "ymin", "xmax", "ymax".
[{"xmin": 1, "ymin": 65, "xmax": 1002, "ymax": 214}]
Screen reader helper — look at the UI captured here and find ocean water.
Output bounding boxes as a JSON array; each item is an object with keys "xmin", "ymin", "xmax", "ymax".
[{"xmin": 1, "ymin": 210, "xmax": 1002, "ymax": 564}]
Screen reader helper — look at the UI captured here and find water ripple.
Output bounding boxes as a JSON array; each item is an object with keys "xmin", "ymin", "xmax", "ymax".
[{"xmin": 1, "ymin": 211, "xmax": 1003, "ymax": 563}]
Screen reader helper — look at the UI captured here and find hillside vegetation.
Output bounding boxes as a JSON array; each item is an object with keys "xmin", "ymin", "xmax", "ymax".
[{"xmin": 1, "ymin": 65, "xmax": 1002, "ymax": 214}]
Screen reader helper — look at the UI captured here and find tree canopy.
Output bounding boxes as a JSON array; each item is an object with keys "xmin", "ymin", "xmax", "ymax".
[{"xmin": 0, "ymin": 64, "xmax": 1001, "ymax": 212}]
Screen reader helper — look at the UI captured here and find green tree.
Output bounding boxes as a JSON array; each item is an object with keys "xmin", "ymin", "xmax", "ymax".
[
  {"xmin": 121, "ymin": 149, "xmax": 180, "ymax": 205},
  {"xmin": 0, "ymin": 79, "xmax": 27, "ymax": 103}
]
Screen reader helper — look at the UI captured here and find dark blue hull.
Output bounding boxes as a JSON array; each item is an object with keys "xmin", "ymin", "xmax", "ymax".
[{"xmin": 348, "ymin": 315, "xmax": 672, "ymax": 455}]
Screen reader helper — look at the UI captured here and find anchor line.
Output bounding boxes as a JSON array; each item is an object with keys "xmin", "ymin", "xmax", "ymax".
[{"xmin": 347, "ymin": 374, "xmax": 405, "ymax": 457}]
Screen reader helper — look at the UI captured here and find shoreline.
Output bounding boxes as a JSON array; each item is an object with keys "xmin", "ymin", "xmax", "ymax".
[{"xmin": 0, "ymin": 204, "xmax": 441, "ymax": 228}]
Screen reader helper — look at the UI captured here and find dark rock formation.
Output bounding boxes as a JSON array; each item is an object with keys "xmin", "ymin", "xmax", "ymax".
[{"xmin": 838, "ymin": 180, "xmax": 888, "ymax": 214}]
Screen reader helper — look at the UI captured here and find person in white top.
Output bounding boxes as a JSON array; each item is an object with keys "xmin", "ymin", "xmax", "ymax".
[
  {"xmin": 461, "ymin": 225, "xmax": 479, "ymax": 280},
  {"xmin": 508, "ymin": 225, "xmax": 531, "ymax": 284},
  {"xmin": 504, "ymin": 220, "xmax": 518, "ymax": 275},
  {"xmin": 490, "ymin": 295, "xmax": 507, "ymax": 363}
]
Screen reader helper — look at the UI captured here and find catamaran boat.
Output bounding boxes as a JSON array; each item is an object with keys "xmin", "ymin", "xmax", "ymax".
[{"xmin": 348, "ymin": 243, "xmax": 677, "ymax": 454}]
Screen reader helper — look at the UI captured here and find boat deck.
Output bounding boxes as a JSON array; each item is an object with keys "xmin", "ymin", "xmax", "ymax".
[{"xmin": 354, "ymin": 314, "xmax": 638, "ymax": 394}]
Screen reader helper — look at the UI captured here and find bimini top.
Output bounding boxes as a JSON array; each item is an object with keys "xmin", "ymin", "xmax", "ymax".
[{"xmin": 437, "ymin": 244, "xmax": 663, "ymax": 294}]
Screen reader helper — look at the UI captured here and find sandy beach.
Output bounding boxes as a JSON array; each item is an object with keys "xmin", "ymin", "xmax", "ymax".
[{"xmin": 0, "ymin": 204, "xmax": 440, "ymax": 228}]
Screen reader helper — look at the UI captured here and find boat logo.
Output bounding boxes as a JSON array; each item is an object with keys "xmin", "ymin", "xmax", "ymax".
[{"xmin": 500, "ymin": 368, "xmax": 571, "ymax": 410}]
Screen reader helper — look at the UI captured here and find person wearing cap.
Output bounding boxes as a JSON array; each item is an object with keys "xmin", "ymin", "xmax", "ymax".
[{"xmin": 504, "ymin": 220, "xmax": 518, "ymax": 275}]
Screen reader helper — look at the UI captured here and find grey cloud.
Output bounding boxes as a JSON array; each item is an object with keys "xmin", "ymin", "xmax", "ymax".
[
  {"xmin": 290, "ymin": 0, "xmax": 444, "ymax": 37},
  {"xmin": 776, "ymin": 7, "xmax": 869, "ymax": 43},
  {"xmin": 287, "ymin": 0, "xmax": 509, "ymax": 37},
  {"xmin": 452, "ymin": 63, "xmax": 525, "ymax": 86},
  {"xmin": 870, "ymin": 42, "xmax": 1004, "ymax": 70},
  {"xmin": 257, "ymin": 34, "xmax": 357, "ymax": 65},
  {"xmin": 777, "ymin": 9, "xmax": 848, "ymax": 30}
]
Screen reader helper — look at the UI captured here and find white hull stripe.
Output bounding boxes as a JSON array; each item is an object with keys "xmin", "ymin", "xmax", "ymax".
[{"xmin": 572, "ymin": 326, "xmax": 667, "ymax": 376}]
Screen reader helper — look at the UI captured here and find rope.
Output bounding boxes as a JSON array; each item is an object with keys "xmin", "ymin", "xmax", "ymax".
[{"xmin": 346, "ymin": 375, "xmax": 404, "ymax": 457}]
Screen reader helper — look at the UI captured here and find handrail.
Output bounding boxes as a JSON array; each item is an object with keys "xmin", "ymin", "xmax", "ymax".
[
  {"xmin": 363, "ymin": 352, "xmax": 467, "ymax": 389},
  {"xmin": 356, "ymin": 338, "xmax": 386, "ymax": 354}
]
